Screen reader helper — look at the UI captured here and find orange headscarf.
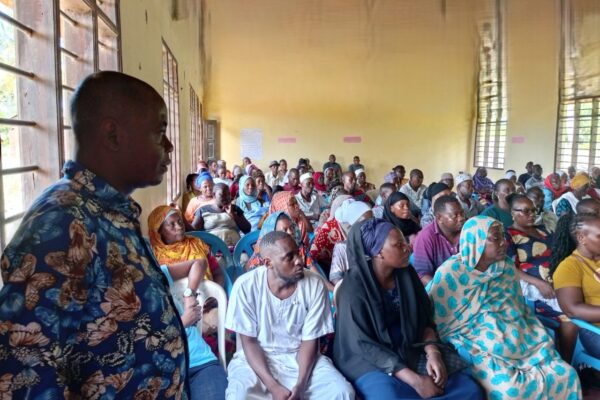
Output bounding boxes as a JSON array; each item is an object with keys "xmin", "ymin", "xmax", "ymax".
[
  {"xmin": 148, "ymin": 205, "xmax": 212, "ymax": 280},
  {"xmin": 269, "ymin": 191, "xmax": 309, "ymax": 246}
]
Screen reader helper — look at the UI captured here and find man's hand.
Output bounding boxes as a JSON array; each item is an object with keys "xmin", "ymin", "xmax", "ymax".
[
  {"xmin": 287, "ymin": 383, "xmax": 307, "ymax": 400},
  {"xmin": 268, "ymin": 383, "xmax": 291, "ymax": 400},
  {"xmin": 180, "ymin": 297, "xmax": 202, "ymax": 327},
  {"xmin": 425, "ymin": 351, "xmax": 447, "ymax": 388},
  {"xmin": 413, "ymin": 374, "xmax": 443, "ymax": 399}
]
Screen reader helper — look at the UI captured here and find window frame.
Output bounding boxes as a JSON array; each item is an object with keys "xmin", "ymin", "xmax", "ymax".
[
  {"xmin": 189, "ymin": 85, "xmax": 203, "ymax": 172},
  {"xmin": 473, "ymin": 0, "xmax": 507, "ymax": 170},
  {"xmin": 0, "ymin": 0, "xmax": 121, "ymax": 249},
  {"xmin": 162, "ymin": 39, "xmax": 181, "ymax": 204}
]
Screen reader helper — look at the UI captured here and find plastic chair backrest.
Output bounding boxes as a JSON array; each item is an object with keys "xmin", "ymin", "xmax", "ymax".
[
  {"xmin": 186, "ymin": 231, "xmax": 233, "ymax": 294},
  {"xmin": 233, "ymin": 230, "xmax": 260, "ymax": 267},
  {"xmin": 571, "ymin": 318, "xmax": 600, "ymax": 371},
  {"xmin": 171, "ymin": 277, "xmax": 228, "ymax": 368}
]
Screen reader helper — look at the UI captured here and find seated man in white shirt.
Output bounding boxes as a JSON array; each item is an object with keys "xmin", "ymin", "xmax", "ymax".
[
  {"xmin": 225, "ymin": 231, "xmax": 354, "ymax": 400},
  {"xmin": 295, "ymin": 172, "xmax": 326, "ymax": 227}
]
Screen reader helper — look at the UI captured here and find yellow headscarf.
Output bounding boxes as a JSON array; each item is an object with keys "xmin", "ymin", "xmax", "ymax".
[
  {"xmin": 570, "ymin": 172, "xmax": 590, "ymax": 190},
  {"xmin": 148, "ymin": 205, "xmax": 212, "ymax": 280}
]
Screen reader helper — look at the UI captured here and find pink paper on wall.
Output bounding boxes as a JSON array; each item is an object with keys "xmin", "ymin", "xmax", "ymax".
[
  {"xmin": 511, "ymin": 136, "xmax": 525, "ymax": 144},
  {"xmin": 343, "ymin": 136, "xmax": 362, "ymax": 143},
  {"xmin": 278, "ymin": 137, "xmax": 297, "ymax": 144}
]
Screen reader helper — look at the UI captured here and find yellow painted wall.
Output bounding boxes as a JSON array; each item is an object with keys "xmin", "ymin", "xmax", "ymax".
[
  {"xmin": 204, "ymin": 0, "xmax": 562, "ymax": 183},
  {"xmin": 119, "ymin": 0, "xmax": 203, "ymax": 229}
]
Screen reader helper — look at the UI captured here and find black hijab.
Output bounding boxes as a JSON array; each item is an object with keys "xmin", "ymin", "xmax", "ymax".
[
  {"xmin": 383, "ymin": 192, "xmax": 420, "ymax": 238},
  {"xmin": 332, "ymin": 218, "xmax": 433, "ymax": 381}
]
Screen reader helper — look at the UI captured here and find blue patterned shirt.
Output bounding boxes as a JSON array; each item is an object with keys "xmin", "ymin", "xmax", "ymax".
[{"xmin": 0, "ymin": 160, "xmax": 188, "ymax": 399}]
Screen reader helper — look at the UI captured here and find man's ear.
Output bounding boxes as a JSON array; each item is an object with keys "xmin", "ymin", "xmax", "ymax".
[
  {"xmin": 98, "ymin": 118, "xmax": 120, "ymax": 151},
  {"xmin": 263, "ymin": 255, "xmax": 273, "ymax": 269}
]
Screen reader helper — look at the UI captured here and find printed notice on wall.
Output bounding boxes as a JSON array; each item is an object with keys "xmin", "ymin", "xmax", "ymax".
[{"xmin": 240, "ymin": 128, "xmax": 263, "ymax": 160}]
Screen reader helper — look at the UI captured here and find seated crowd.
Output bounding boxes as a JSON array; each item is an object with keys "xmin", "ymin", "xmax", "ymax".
[
  {"xmin": 156, "ymin": 151, "xmax": 600, "ymax": 399},
  {"xmin": 1, "ymin": 72, "xmax": 598, "ymax": 399}
]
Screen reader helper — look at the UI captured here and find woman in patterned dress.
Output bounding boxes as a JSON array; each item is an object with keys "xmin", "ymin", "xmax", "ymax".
[{"xmin": 428, "ymin": 216, "xmax": 581, "ymax": 400}]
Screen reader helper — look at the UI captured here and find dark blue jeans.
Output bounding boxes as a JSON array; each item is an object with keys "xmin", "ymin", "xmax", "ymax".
[
  {"xmin": 580, "ymin": 328, "xmax": 600, "ymax": 358},
  {"xmin": 354, "ymin": 370, "xmax": 483, "ymax": 400},
  {"xmin": 189, "ymin": 360, "xmax": 228, "ymax": 400}
]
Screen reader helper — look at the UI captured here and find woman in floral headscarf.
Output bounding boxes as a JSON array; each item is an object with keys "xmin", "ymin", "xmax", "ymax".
[
  {"xmin": 428, "ymin": 216, "xmax": 581, "ymax": 399},
  {"xmin": 266, "ymin": 191, "xmax": 312, "ymax": 246}
]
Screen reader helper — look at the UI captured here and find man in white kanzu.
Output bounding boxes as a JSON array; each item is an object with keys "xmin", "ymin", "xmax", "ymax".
[{"xmin": 225, "ymin": 231, "xmax": 354, "ymax": 400}]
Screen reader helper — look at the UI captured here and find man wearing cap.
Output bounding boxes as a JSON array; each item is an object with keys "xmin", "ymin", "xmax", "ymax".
[
  {"xmin": 419, "ymin": 182, "xmax": 452, "ymax": 228},
  {"xmin": 265, "ymin": 160, "xmax": 282, "ymax": 188},
  {"xmin": 455, "ymin": 172, "xmax": 484, "ymax": 218},
  {"xmin": 295, "ymin": 173, "xmax": 326, "ymax": 226},
  {"xmin": 412, "ymin": 195, "xmax": 466, "ymax": 286}
]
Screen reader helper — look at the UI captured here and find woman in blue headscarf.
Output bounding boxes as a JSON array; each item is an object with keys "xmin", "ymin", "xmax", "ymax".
[
  {"xmin": 333, "ymin": 218, "xmax": 482, "ymax": 400},
  {"xmin": 428, "ymin": 216, "xmax": 580, "ymax": 399},
  {"xmin": 235, "ymin": 175, "xmax": 269, "ymax": 231}
]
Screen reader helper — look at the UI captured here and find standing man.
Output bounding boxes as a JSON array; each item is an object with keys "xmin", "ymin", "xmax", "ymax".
[
  {"xmin": 225, "ymin": 231, "xmax": 354, "ymax": 399},
  {"xmin": 412, "ymin": 196, "xmax": 466, "ymax": 286},
  {"xmin": 0, "ymin": 72, "xmax": 188, "ymax": 397},
  {"xmin": 348, "ymin": 156, "xmax": 364, "ymax": 174}
]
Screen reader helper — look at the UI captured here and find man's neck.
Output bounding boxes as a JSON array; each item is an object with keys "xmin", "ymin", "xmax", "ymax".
[
  {"xmin": 267, "ymin": 270, "xmax": 297, "ymax": 300},
  {"xmin": 458, "ymin": 193, "xmax": 471, "ymax": 204},
  {"xmin": 438, "ymin": 223, "xmax": 460, "ymax": 244}
]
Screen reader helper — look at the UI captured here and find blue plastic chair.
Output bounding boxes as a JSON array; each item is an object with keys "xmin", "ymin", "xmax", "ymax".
[
  {"xmin": 524, "ymin": 298, "xmax": 559, "ymax": 340},
  {"xmin": 186, "ymin": 231, "xmax": 233, "ymax": 295},
  {"xmin": 233, "ymin": 230, "xmax": 260, "ymax": 270},
  {"xmin": 571, "ymin": 319, "xmax": 600, "ymax": 371}
]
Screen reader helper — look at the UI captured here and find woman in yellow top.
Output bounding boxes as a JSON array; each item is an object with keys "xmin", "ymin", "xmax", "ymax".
[
  {"xmin": 148, "ymin": 205, "xmax": 225, "ymax": 287},
  {"xmin": 553, "ymin": 213, "xmax": 600, "ymax": 359}
]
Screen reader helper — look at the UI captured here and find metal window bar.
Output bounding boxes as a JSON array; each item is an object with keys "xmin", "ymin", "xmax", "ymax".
[
  {"xmin": 0, "ymin": 10, "xmax": 34, "ymax": 35},
  {"xmin": 0, "ymin": 166, "xmax": 39, "ymax": 175},
  {"xmin": 60, "ymin": 46, "xmax": 79, "ymax": 60},
  {"xmin": 0, "ymin": 118, "xmax": 36, "ymax": 127},
  {"xmin": 0, "ymin": 62, "xmax": 35, "ymax": 79},
  {"xmin": 60, "ymin": 10, "xmax": 78, "ymax": 26}
]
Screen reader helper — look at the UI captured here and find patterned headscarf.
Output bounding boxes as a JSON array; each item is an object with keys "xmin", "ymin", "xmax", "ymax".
[
  {"xmin": 427, "ymin": 215, "xmax": 560, "ymax": 381},
  {"xmin": 147, "ymin": 205, "xmax": 212, "ymax": 280},
  {"xmin": 269, "ymin": 191, "xmax": 309, "ymax": 245}
]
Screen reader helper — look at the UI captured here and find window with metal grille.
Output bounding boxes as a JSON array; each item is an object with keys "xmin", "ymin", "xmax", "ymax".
[
  {"xmin": 555, "ymin": 0, "xmax": 600, "ymax": 172},
  {"xmin": 162, "ymin": 41, "xmax": 181, "ymax": 203},
  {"xmin": 473, "ymin": 0, "xmax": 507, "ymax": 170},
  {"xmin": 189, "ymin": 86, "xmax": 203, "ymax": 172},
  {"xmin": 0, "ymin": 0, "xmax": 120, "ymax": 250}
]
